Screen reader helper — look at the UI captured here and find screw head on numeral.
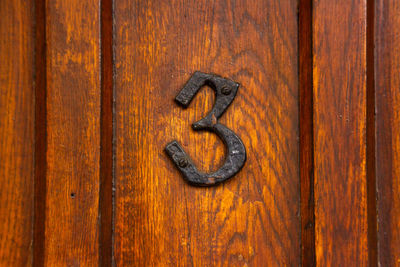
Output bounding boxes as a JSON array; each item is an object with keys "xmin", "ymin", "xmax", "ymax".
[
  {"xmin": 221, "ymin": 85, "xmax": 232, "ymax": 95},
  {"xmin": 178, "ymin": 157, "xmax": 188, "ymax": 168}
]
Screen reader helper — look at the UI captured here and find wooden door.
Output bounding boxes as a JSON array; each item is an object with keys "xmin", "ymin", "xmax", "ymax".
[{"xmin": 0, "ymin": 0, "xmax": 399, "ymax": 266}]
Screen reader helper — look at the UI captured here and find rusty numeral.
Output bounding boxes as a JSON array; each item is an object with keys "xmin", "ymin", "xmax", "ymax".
[{"xmin": 165, "ymin": 71, "xmax": 246, "ymax": 186}]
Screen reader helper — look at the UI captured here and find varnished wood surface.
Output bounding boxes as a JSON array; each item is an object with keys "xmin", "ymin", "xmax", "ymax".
[
  {"xmin": 313, "ymin": 0, "xmax": 369, "ymax": 265},
  {"xmin": 375, "ymin": 0, "xmax": 400, "ymax": 265},
  {"xmin": 0, "ymin": 0, "xmax": 35, "ymax": 265},
  {"xmin": 114, "ymin": 0, "xmax": 300, "ymax": 266},
  {"xmin": 43, "ymin": 0, "xmax": 101, "ymax": 265},
  {"xmin": 2, "ymin": 1, "xmax": 400, "ymax": 266}
]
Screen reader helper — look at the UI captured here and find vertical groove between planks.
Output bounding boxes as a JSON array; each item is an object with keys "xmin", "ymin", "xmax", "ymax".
[
  {"xmin": 100, "ymin": 0, "xmax": 114, "ymax": 265},
  {"xmin": 366, "ymin": 0, "xmax": 378, "ymax": 265},
  {"xmin": 299, "ymin": 0, "xmax": 315, "ymax": 266},
  {"xmin": 33, "ymin": 0, "xmax": 47, "ymax": 265}
]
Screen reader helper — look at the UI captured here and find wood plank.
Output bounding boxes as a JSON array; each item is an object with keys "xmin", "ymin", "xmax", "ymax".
[
  {"xmin": 0, "ymin": 0, "xmax": 35, "ymax": 265},
  {"xmin": 375, "ymin": 0, "xmax": 400, "ymax": 265},
  {"xmin": 313, "ymin": 0, "xmax": 369, "ymax": 265},
  {"xmin": 114, "ymin": 0, "xmax": 300, "ymax": 266},
  {"xmin": 44, "ymin": 1, "xmax": 101, "ymax": 265}
]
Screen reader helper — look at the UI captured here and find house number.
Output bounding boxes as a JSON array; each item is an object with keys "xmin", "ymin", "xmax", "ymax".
[{"xmin": 165, "ymin": 71, "xmax": 246, "ymax": 186}]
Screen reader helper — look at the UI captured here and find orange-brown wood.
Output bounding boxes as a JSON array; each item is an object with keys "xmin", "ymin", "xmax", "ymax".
[
  {"xmin": 43, "ymin": 0, "xmax": 101, "ymax": 265},
  {"xmin": 375, "ymin": 0, "xmax": 400, "ymax": 265},
  {"xmin": 4, "ymin": 1, "xmax": 400, "ymax": 265},
  {"xmin": 313, "ymin": 0, "xmax": 369, "ymax": 265},
  {"xmin": 113, "ymin": 1, "xmax": 300, "ymax": 266},
  {"xmin": 0, "ymin": 0, "xmax": 35, "ymax": 265}
]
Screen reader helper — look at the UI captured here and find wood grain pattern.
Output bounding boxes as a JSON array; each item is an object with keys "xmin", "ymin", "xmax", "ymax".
[
  {"xmin": 44, "ymin": 0, "xmax": 101, "ymax": 265},
  {"xmin": 2, "ymin": 1, "xmax": 396, "ymax": 265},
  {"xmin": 114, "ymin": 0, "xmax": 300, "ymax": 266},
  {"xmin": 375, "ymin": 0, "xmax": 400, "ymax": 265},
  {"xmin": 313, "ymin": 0, "xmax": 369, "ymax": 265},
  {"xmin": 0, "ymin": 0, "xmax": 35, "ymax": 265}
]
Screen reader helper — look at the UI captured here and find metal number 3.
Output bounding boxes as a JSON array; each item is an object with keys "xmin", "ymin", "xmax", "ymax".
[{"xmin": 165, "ymin": 71, "xmax": 246, "ymax": 186}]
